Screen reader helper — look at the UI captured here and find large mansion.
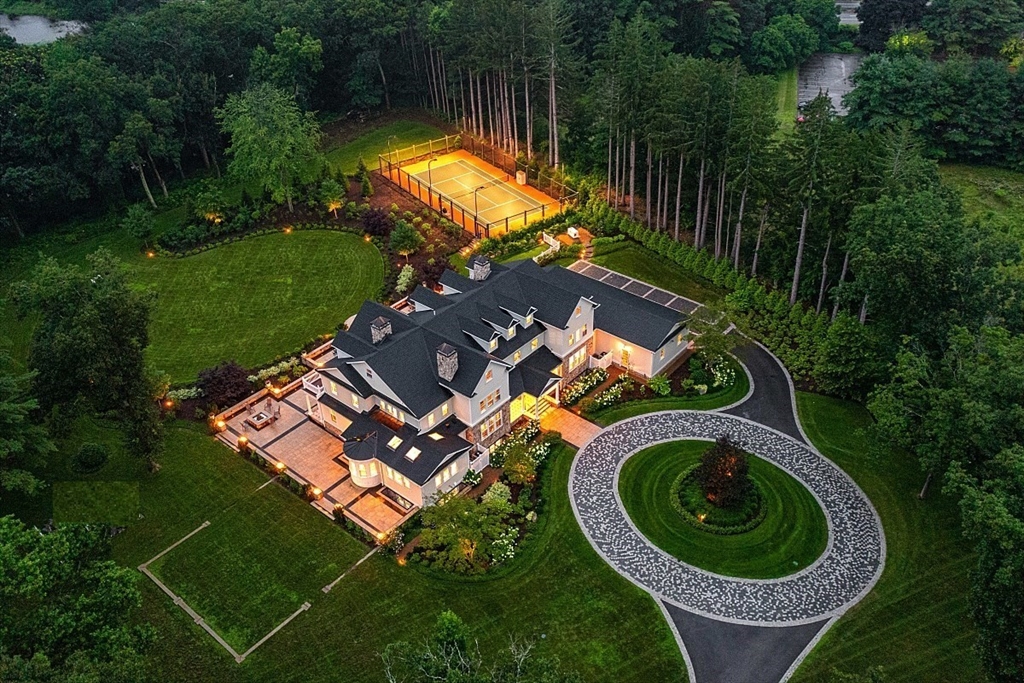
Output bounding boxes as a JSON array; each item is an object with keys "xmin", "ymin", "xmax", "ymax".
[{"xmin": 301, "ymin": 257, "xmax": 691, "ymax": 509}]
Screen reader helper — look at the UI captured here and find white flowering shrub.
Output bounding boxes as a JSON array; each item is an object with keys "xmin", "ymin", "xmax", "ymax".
[
  {"xmin": 490, "ymin": 526, "xmax": 518, "ymax": 565},
  {"xmin": 707, "ymin": 355, "xmax": 737, "ymax": 388},
  {"xmin": 167, "ymin": 386, "xmax": 204, "ymax": 401},
  {"xmin": 490, "ymin": 420, "xmax": 540, "ymax": 466},
  {"xmin": 561, "ymin": 368, "xmax": 608, "ymax": 406},
  {"xmin": 247, "ymin": 357, "xmax": 301, "ymax": 384}
]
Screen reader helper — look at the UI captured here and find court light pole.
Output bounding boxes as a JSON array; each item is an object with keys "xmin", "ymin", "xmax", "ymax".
[
  {"xmin": 473, "ymin": 185, "xmax": 486, "ymax": 238},
  {"xmin": 386, "ymin": 135, "xmax": 397, "ymax": 163}
]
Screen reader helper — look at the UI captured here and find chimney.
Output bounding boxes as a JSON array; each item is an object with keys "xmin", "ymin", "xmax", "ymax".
[
  {"xmin": 370, "ymin": 316, "xmax": 392, "ymax": 344},
  {"xmin": 437, "ymin": 343, "xmax": 458, "ymax": 382},
  {"xmin": 468, "ymin": 256, "xmax": 491, "ymax": 281}
]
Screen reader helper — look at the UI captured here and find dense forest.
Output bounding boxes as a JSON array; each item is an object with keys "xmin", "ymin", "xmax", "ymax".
[{"xmin": 3, "ymin": 0, "xmax": 1024, "ymax": 681}]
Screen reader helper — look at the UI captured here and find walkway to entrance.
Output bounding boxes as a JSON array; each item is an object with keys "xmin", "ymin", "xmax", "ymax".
[{"xmin": 540, "ymin": 408, "xmax": 602, "ymax": 448}]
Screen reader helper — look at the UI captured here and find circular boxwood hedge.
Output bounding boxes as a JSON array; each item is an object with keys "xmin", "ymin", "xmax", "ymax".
[
  {"xmin": 73, "ymin": 442, "xmax": 110, "ymax": 474},
  {"xmin": 671, "ymin": 465, "xmax": 767, "ymax": 535},
  {"xmin": 618, "ymin": 440, "xmax": 829, "ymax": 579}
]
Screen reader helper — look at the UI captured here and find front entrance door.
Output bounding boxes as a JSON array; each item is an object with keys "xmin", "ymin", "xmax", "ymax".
[{"xmin": 621, "ymin": 346, "xmax": 631, "ymax": 368}]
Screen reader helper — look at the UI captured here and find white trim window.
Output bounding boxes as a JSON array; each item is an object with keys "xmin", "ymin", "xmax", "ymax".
[
  {"xmin": 513, "ymin": 350, "xmax": 521, "ymax": 363},
  {"xmin": 427, "ymin": 413, "xmax": 435, "ymax": 427},
  {"xmin": 660, "ymin": 348, "xmax": 665, "ymax": 360},
  {"xmin": 478, "ymin": 388, "xmax": 501, "ymax": 412},
  {"xmin": 330, "ymin": 380, "xmax": 337, "ymax": 395},
  {"xmin": 568, "ymin": 346, "xmax": 588, "ymax": 372},
  {"xmin": 531, "ymin": 337, "xmax": 539, "ymax": 350},
  {"xmin": 441, "ymin": 403, "xmax": 449, "ymax": 417},
  {"xmin": 480, "ymin": 411, "xmax": 503, "ymax": 439},
  {"xmin": 350, "ymin": 392, "xmax": 359, "ymax": 409}
]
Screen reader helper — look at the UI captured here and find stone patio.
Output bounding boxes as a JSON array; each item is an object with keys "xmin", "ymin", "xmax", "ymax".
[
  {"xmin": 540, "ymin": 407, "xmax": 603, "ymax": 448},
  {"xmin": 220, "ymin": 385, "xmax": 415, "ymax": 536}
]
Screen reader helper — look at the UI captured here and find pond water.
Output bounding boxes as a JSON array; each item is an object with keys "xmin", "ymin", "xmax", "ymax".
[{"xmin": 1, "ymin": 14, "xmax": 86, "ymax": 44}]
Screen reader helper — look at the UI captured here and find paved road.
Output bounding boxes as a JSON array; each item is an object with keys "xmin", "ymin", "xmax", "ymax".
[
  {"xmin": 723, "ymin": 341, "xmax": 805, "ymax": 444},
  {"xmin": 798, "ymin": 52, "xmax": 865, "ymax": 115}
]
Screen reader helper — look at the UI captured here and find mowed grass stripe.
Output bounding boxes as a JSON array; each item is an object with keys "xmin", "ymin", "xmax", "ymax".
[
  {"xmin": 790, "ymin": 393, "xmax": 984, "ymax": 683},
  {"xmin": 147, "ymin": 482, "xmax": 367, "ymax": 652},
  {"xmin": 618, "ymin": 440, "xmax": 828, "ymax": 579},
  {"xmin": 134, "ymin": 231, "xmax": 382, "ymax": 382}
]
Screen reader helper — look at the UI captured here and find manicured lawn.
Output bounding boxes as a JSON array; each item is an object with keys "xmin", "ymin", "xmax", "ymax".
[
  {"xmin": 105, "ymin": 433, "xmax": 686, "ymax": 682},
  {"xmin": 501, "ymin": 244, "xmax": 547, "ymax": 262},
  {"xmin": 587, "ymin": 355, "xmax": 749, "ymax": 426},
  {"xmin": 587, "ymin": 241, "xmax": 724, "ymax": 304},
  {"xmin": 776, "ymin": 67, "xmax": 798, "ymax": 133},
  {"xmin": 790, "ymin": 393, "xmax": 984, "ymax": 683},
  {"xmin": 148, "ymin": 483, "xmax": 369, "ymax": 653},
  {"xmin": 1, "ymin": 230, "xmax": 382, "ymax": 383},
  {"xmin": 939, "ymin": 163, "xmax": 1024, "ymax": 234},
  {"xmin": 53, "ymin": 481, "xmax": 140, "ymax": 525},
  {"xmin": 134, "ymin": 231, "xmax": 382, "ymax": 381},
  {"xmin": 325, "ymin": 120, "xmax": 446, "ymax": 177},
  {"xmin": 618, "ymin": 441, "xmax": 828, "ymax": 579}
]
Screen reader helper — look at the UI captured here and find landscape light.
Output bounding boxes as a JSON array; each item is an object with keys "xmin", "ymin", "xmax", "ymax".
[
  {"xmin": 364, "ymin": 234, "xmax": 372, "ymax": 242},
  {"xmin": 215, "ymin": 419, "xmax": 226, "ymax": 430},
  {"xmin": 376, "ymin": 532, "xmax": 386, "ymax": 542},
  {"xmin": 237, "ymin": 435, "xmax": 248, "ymax": 446},
  {"xmin": 284, "ymin": 226, "xmax": 292, "ymax": 234},
  {"xmin": 311, "ymin": 487, "xmax": 323, "ymax": 500},
  {"xmin": 147, "ymin": 251, "xmax": 155, "ymax": 258},
  {"xmin": 275, "ymin": 461, "xmax": 286, "ymax": 472},
  {"xmin": 164, "ymin": 399, "xmax": 174, "ymax": 408}
]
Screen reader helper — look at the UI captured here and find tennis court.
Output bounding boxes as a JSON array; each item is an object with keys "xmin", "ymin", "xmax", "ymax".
[{"xmin": 386, "ymin": 150, "xmax": 562, "ymax": 237}]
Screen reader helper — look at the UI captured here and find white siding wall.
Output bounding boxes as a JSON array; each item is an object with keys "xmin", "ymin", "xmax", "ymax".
[
  {"xmin": 465, "ymin": 360, "xmax": 510, "ymax": 427},
  {"xmin": 542, "ymin": 298, "xmax": 596, "ymax": 357}
]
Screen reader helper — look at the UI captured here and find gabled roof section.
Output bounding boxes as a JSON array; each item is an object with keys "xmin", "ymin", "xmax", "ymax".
[
  {"xmin": 494, "ymin": 292, "xmax": 535, "ymax": 318},
  {"xmin": 438, "ymin": 270, "xmax": 481, "ymax": 294},
  {"xmin": 408, "ymin": 285, "xmax": 452, "ymax": 312},
  {"xmin": 343, "ymin": 301, "xmax": 418, "ymax": 348},
  {"xmin": 478, "ymin": 305, "xmax": 514, "ymax": 330}
]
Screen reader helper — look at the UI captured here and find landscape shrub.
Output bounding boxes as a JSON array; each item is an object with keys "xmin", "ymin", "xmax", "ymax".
[
  {"xmin": 197, "ymin": 360, "xmax": 253, "ymax": 407},
  {"xmin": 73, "ymin": 442, "xmax": 110, "ymax": 473},
  {"xmin": 561, "ymin": 368, "xmax": 608, "ymax": 406},
  {"xmin": 362, "ymin": 207, "xmax": 394, "ymax": 236}
]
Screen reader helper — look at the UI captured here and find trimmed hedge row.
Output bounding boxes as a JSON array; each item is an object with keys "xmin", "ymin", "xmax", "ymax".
[
  {"xmin": 670, "ymin": 465, "xmax": 767, "ymax": 536},
  {"xmin": 577, "ymin": 200, "xmax": 876, "ymax": 398}
]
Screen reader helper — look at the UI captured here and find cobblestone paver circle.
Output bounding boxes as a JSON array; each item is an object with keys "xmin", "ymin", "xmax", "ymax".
[{"xmin": 569, "ymin": 411, "xmax": 884, "ymax": 625}]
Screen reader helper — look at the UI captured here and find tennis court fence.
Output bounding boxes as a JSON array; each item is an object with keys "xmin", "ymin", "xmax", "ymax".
[{"xmin": 377, "ymin": 133, "xmax": 579, "ymax": 238}]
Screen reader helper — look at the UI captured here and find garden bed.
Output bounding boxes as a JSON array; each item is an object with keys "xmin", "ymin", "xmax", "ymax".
[{"xmin": 405, "ymin": 421, "xmax": 562, "ymax": 577}]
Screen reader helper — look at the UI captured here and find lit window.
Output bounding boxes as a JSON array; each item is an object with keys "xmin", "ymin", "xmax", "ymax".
[
  {"xmin": 478, "ymin": 388, "xmax": 501, "ymax": 412},
  {"xmin": 567, "ymin": 331, "xmax": 575, "ymax": 345},
  {"xmin": 442, "ymin": 467, "xmax": 451, "ymax": 483},
  {"xmin": 568, "ymin": 347, "xmax": 588, "ymax": 372},
  {"xmin": 441, "ymin": 403, "xmax": 449, "ymax": 416},
  {"xmin": 428, "ymin": 432, "xmax": 444, "ymax": 441},
  {"xmin": 329, "ymin": 409, "xmax": 337, "ymax": 423},
  {"xmin": 485, "ymin": 370, "xmax": 493, "ymax": 382},
  {"xmin": 481, "ymin": 411, "xmax": 504, "ymax": 438},
  {"xmin": 387, "ymin": 435, "xmax": 403, "ymax": 450},
  {"xmin": 370, "ymin": 462, "xmax": 378, "ymax": 476},
  {"xmin": 660, "ymin": 348, "xmax": 665, "ymax": 360},
  {"xmin": 450, "ymin": 460, "xmax": 457, "ymax": 475},
  {"xmin": 582, "ymin": 324, "xmax": 588, "ymax": 337},
  {"xmin": 513, "ymin": 350, "xmax": 521, "ymax": 363},
  {"xmin": 531, "ymin": 338, "xmax": 539, "ymax": 350},
  {"xmin": 386, "ymin": 466, "xmax": 394, "ymax": 479},
  {"xmin": 428, "ymin": 413, "xmax": 435, "ymax": 427},
  {"xmin": 508, "ymin": 326, "xmax": 516, "ymax": 338},
  {"xmin": 350, "ymin": 392, "xmax": 359, "ymax": 408},
  {"xmin": 435, "ymin": 474, "xmax": 442, "ymax": 487},
  {"xmin": 358, "ymin": 464, "xmax": 367, "ymax": 477},
  {"xmin": 406, "ymin": 447, "xmax": 421, "ymax": 461},
  {"xmin": 526, "ymin": 314, "xmax": 533, "ymax": 326},
  {"xmin": 677, "ymin": 333, "xmax": 684, "ymax": 345},
  {"xmin": 489, "ymin": 338, "xmax": 498, "ymax": 350},
  {"xmin": 403, "ymin": 476, "xmax": 410, "ymax": 488},
  {"xmin": 330, "ymin": 380, "xmax": 337, "ymax": 395},
  {"xmin": 398, "ymin": 411, "xmax": 405, "ymax": 423},
  {"xmin": 575, "ymin": 306, "xmax": 581, "ymax": 317}
]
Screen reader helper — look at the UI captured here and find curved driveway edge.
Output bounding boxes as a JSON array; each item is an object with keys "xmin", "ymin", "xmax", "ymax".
[{"xmin": 569, "ymin": 411, "xmax": 884, "ymax": 625}]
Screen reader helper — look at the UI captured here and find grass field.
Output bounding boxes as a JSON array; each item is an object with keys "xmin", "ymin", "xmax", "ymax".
[
  {"xmin": 587, "ymin": 355, "xmax": 749, "ymax": 425},
  {"xmin": 776, "ymin": 68, "xmax": 798, "ymax": 133},
  {"xmin": 148, "ymin": 483, "xmax": 368, "ymax": 652},
  {"xmin": 939, "ymin": 163, "xmax": 1024, "ymax": 233},
  {"xmin": 137, "ymin": 231, "xmax": 382, "ymax": 381},
  {"xmin": 59, "ymin": 428, "xmax": 688, "ymax": 683},
  {"xmin": 587, "ymin": 241, "xmax": 725, "ymax": 304},
  {"xmin": 1, "ymin": 118, "xmax": 442, "ymax": 377},
  {"xmin": 53, "ymin": 481, "xmax": 140, "ymax": 525},
  {"xmin": 618, "ymin": 440, "xmax": 828, "ymax": 579},
  {"xmin": 791, "ymin": 393, "xmax": 984, "ymax": 683},
  {"xmin": 325, "ymin": 120, "xmax": 445, "ymax": 176}
]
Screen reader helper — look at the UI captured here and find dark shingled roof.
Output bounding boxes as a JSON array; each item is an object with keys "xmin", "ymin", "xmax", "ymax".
[
  {"xmin": 408, "ymin": 285, "xmax": 452, "ymax": 312},
  {"xmin": 321, "ymin": 395, "xmax": 471, "ymax": 485},
  {"xmin": 325, "ymin": 257, "xmax": 685, "ymax": 421}
]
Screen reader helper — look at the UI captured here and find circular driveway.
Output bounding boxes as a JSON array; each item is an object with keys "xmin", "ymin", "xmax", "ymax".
[{"xmin": 569, "ymin": 411, "xmax": 884, "ymax": 625}]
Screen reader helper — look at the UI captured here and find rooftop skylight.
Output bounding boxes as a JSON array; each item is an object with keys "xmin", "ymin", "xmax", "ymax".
[
  {"xmin": 387, "ymin": 435, "xmax": 403, "ymax": 450},
  {"xmin": 427, "ymin": 433, "xmax": 444, "ymax": 441},
  {"xmin": 405, "ymin": 447, "xmax": 421, "ymax": 461}
]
